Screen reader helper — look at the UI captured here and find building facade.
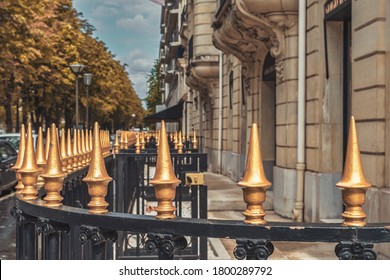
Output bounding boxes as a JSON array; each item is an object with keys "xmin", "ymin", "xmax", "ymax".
[{"xmin": 159, "ymin": 0, "xmax": 390, "ymax": 258}]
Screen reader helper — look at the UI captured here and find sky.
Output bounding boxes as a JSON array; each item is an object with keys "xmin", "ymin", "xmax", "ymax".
[{"xmin": 72, "ymin": 0, "xmax": 162, "ymax": 107}]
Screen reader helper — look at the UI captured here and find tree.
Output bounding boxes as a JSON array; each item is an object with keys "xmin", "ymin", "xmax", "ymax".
[
  {"xmin": 145, "ymin": 59, "xmax": 162, "ymax": 115},
  {"xmin": 0, "ymin": 0, "xmax": 145, "ymax": 132}
]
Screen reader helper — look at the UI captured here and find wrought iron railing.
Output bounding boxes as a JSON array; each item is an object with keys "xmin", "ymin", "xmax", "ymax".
[{"xmin": 11, "ymin": 119, "xmax": 390, "ymax": 260}]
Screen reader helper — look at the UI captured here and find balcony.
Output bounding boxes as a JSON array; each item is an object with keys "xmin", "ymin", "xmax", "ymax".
[{"xmin": 213, "ymin": 0, "xmax": 298, "ymax": 61}]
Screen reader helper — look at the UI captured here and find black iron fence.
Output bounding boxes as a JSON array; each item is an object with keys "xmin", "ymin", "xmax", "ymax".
[
  {"xmin": 12, "ymin": 152, "xmax": 209, "ymax": 260},
  {"xmin": 11, "ymin": 122, "xmax": 390, "ymax": 260}
]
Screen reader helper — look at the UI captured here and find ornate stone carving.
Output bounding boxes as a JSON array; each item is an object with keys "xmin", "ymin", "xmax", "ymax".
[{"xmin": 212, "ymin": 0, "xmax": 298, "ymax": 79}]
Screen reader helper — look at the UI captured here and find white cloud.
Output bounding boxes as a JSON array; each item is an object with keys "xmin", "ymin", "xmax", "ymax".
[
  {"xmin": 73, "ymin": 0, "xmax": 161, "ymax": 107},
  {"xmin": 122, "ymin": 49, "xmax": 154, "ymax": 75},
  {"xmin": 116, "ymin": 14, "xmax": 147, "ymax": 30},
  {"xmin": 92, "ymin": 6, "xmax": 120, "ymax": 18}
]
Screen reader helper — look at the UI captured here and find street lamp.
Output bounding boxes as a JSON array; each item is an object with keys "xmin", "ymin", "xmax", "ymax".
[
  {"xmin": 70, "ymin": 64, "xmax": 86, "ymax": 128},
  {"xmin": 83, "ymin": 73, "xmax": 93, "ymax": 129},
  {"xmin": 131, "ymin": 113, "xmax": 136, "ymax": 129}
]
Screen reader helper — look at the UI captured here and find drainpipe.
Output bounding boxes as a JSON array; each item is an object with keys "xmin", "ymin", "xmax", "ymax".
[
  {"xmin": 218, "ymin": 51, "xmax": 223, "ymax": 173},
  {"xmin": 293, "ymin": 0, "xmax": 306, "ymax": 222}
]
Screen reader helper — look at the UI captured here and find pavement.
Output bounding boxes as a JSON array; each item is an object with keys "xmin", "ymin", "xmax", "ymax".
[{"xmin": 204, "ymin": 172, "xmax": 339, "ymax": 260}]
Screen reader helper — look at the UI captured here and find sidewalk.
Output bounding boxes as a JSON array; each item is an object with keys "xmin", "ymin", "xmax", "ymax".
[{"xmin": 204, "ymin": 172, "xmax": 338, "ymax": 260}]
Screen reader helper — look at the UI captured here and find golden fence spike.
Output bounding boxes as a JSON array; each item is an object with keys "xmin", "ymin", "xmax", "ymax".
[
  {"xmin": 113, "ymin": 131, "xmax": 120, "ymax": 154},
  {"xmin": 56, "ymin": 127, "xmax": 60, "ymax": 153},
  {"xmin": 140, "ymin": 131, "xmax": 145, "ymax": 150},
  {"xmin": 77, "ymin": 130, "xmax": 83, "ymax": 169},
  {"xmin": 150, "ymin": 120, "xmax": 180, "ymax": 219},
  {"xmin": 35, "ymin": 127, "xmax": 47, "ymax": 188},
  {"xmin": 238, "ymin": 123, "xmax": 271, "ymax": 225},
  {"xmin": 89, "ymin": 129, "xmax": 93, "ymax": 161},
  {"xmin": 135, "ymin": 132, "xmax": 141, "ymax": 154},
  {"xmin": 119, "ymin": 130, "xmax": 124, "ymax": 149},
  {"xmin": 66, "ymin": 128, "xmax": 74, "ymax": 174},
  {"xmin": 83, "ymin": 122, "xmax": 112, "ymax": 214},
  {"xmin": 155, "ymin": 130, "xmax": 160, "ymax": 151},
  {"xmin": 177, "ymin": 131, "xmax": 183, "ymax": 154},
  {"xmin": 12, "ymin": 124, "xmax": 26, "ymax": 194},
  {"xmin": 124, "ymin": 131, "xmax": 129, "ymax": 149},
  {"xmin": 41, "ymin": 123, "xmax": 66, "ymax": 207},
  {"xmin": 45, "ymin": 127, "xmax": 51, "ymax": 160},
  {"xmin": 192, "ymin": 129, "xmax": 197, "ymax": 149},
  {"xmin": 60, "ymin": 128, "xmax": 68, "ymax": 174},
  {"xmin": 85, "ymin": 129, "xmax": 89, "ymax": 153},
  {"xmin": 336, "ymin": 116, "xmax": 372, "ymax": 226},
  {"xmin": 173, "ymin": 131, "xmax": 178, "ymax": 149},
  {"xmin": 81, "ymin": 129, "xmax": 86, "ymax": 167},
  {"xmin": 72, "ymin": 129, "xmax": 79, "ymax": 171},
  {"xmin": 19, "ymin": 123, "xmax": 40, "ymax": 200}
]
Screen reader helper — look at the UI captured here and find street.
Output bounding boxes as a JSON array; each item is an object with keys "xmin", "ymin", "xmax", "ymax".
[{"xmin": 0, "ymin": 191, "xmax": 16, "ymax": 260}]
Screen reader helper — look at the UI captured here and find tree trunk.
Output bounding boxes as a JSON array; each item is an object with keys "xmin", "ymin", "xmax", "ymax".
[{"xmin": 5, "ymin": 73, "xmax": 15, "ymax": 132}]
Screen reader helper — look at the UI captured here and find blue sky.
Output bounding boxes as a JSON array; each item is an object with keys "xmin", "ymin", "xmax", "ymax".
[{"xmin": 73, "ymin": 0, "xmax": 162, "ymax": 107}]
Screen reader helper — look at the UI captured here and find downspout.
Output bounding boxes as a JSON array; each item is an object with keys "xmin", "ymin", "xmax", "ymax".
[
  {"xmin": 293, "ymin": 0, "xmax": 306, "ymax": 222},
  {"xmin": 218, "ymin": 51, "xmax": 223, "ymax": 173}
]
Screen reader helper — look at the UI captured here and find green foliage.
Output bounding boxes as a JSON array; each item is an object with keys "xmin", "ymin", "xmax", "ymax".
[
  {"xmin": 145, "ymin": 59, "xmax": 162, "ymax": 115},
  {"xmin": 0, "ymin": 0, "xmax": 144, "ymax": 132}
]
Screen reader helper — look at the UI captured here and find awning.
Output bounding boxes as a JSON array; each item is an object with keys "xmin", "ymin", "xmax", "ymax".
[{"xmin": 143, "ymin": 101, "xmax": 184, "ymax": 123}]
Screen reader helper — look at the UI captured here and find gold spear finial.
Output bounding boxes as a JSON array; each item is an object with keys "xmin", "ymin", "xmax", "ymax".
[
  {"xmin": 66, "ymin": 128, "xmax": 74, "ymax": 174},
  {"xmin": 19, "ymin": 123, "xmax": 40, "ymax": 200},
  {"xmin": 192, "ymin": 129, "xmax": 198, "ymax": 149},
  {"xmin": 83, "ymin": 122, "xmax": 112, "ymax": 214},
  {"xmin": 119, "ymin": 130, "xmax": 124, "ymax": 149},
  {"xmin": 177, "ymin": 131, "xmax": 183, "ymax": 154},
  {"xmin": 41, "ymin": 123, "xmax": 66, "ymax": 207},
  {"xmin": 124, "ymin": 131, "xmax": 129, "ymax": 149},
  {"xmin": 12, "ymin": 124, "xmax": 26, "ymax": 194},
  {"xmin": 85, "ymin": 129, "xmax": 90, "ymax": 164},
  {"xmin": 77, "ymin": 130, "xmax": 83, "ymax": 169},
  {"xmin": 113, "ymin": 131, "xmax": 120, "ymax": 154},
  {"xmin": 135, "ymin": 132, "xmax": 141, "ymax": 154},
  {"xmin": 45, "ymin": 127, "xmax": 51, "ymax": 160},
  {"xmin": 140, "ymin": 131, "xmax": 145, "ymax": 150},
  {"xmin": 60, "ymin": 128, "xmax": 68, "ymax": 174},
  {"xmin": 81, "ymin": 129, "xmax": 87, "ymax": 167},
  {"xmin": 173, "ymin": 131, "xmax": 178, "ymax": 149},
  {"xmin": 72, "ymin": 130, "xmax": 79, "ymax": 171},
  {"xmin": 336, "ymin": 116, "xmax": 371, "ymax": 226},
  {"xmin": 238, "ymin": 123, "xmax": 271, "ymax": 225},
  {"xmin": 89, "ymin": 129, "xmax": 93, "ymax": 160},
  {"xmin": 35, "ymin": 127, "xmax": 46, "ymax": 189},
  {"xmin": 155, "ymin": 130, "xmax": 160, "ymax": 151},
  {"xmin": 150, "ymin": 120, "xmax": 180, "ymax": 219}
]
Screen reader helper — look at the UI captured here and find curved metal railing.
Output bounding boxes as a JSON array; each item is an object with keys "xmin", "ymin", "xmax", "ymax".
[{"xmin": 11, "ymin": 119, "xmax": 390, "ymax": 260}]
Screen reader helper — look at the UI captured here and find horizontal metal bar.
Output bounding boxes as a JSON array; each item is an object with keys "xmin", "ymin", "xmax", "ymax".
[{"xmin": 15, "ymin": 196, "xmax": 390, "ymax": 243}]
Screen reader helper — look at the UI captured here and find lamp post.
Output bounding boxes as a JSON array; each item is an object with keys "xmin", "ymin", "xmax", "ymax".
[
  {"xmin": 83, "ymin": 73, "xmax": 93, "ymax": 129},
  {"xmin": 131, "ymin": 113, "xmax": 136, "ymax": 129},
  {"xmin": 70, "ymin": 64, "xmax": 86, "ymax": 128}
]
